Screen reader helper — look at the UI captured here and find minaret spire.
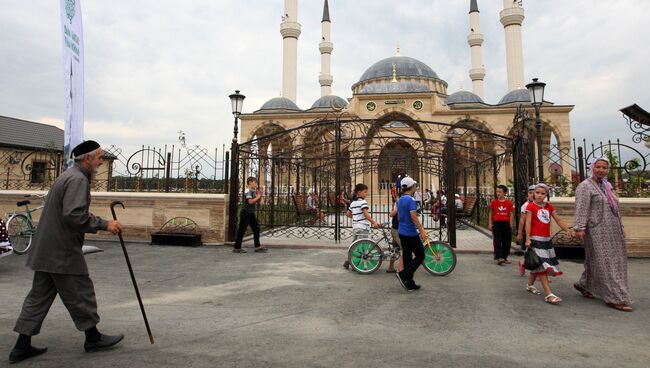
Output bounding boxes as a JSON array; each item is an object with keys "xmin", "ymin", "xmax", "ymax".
[
  {"xmin": 500, "ymin": 0, "xmax": 525, "ymax": 91},
  {"xmin": 319, "ymin": 0, "xmax": 333, "ymax": 96},
  {"xmin": 281, "ymin": 0, "xmax": 301, "ymax": 103},
  {"xmin": 467, "ymin": 0, "xmax": 486, "ymax": 99}
]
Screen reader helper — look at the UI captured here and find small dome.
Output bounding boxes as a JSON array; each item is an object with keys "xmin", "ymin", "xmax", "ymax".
[
  {"xmin": 447, "ymin": 90, "xmax": 485, "ymax": 105},
  {"xmin": 258, "ymin": 97, "xmax": 301, "ymax": 112},
  {"xmin": 359, "ymin": 56, "xmax": 440, "ymax": 83},
  {"xmin": 359, "ymin": 82, "xmax": 429, "ymax": 94},
  {"xmin": 310, "ymin": 95, "xmax": 348, "ymax": 109},
  {"xmin": 498, "ymin": 89, "xmax": 530, "ymax": 105}
]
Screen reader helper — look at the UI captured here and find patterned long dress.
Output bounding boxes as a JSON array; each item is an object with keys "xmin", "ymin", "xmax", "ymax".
[{"xmin": 574, "ymin": 178, "xmax": 633, "ymax": 305}]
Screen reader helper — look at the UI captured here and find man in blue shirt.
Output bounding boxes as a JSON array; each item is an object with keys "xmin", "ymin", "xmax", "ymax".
[{"xmin": 395, "ymin": 177, "xmax": 428, "ymax": 291}]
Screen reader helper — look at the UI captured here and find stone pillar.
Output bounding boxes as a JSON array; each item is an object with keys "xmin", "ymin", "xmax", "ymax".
[
  {"xmin": 281, "ymin": 0, "xmax": 301, "ymax": 103},
  {"xmin": 500, "ymin": 0, "xmax": 525, "ymax": 91}
]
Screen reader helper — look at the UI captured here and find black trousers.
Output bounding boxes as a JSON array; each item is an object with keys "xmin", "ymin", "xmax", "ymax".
[
  {"xmin": 234, "ymin": 211, "xmax": 261, "ymax": 249},
  {"xmin": 14, "ymin": 271, "xmax": 100, "ymax": 336},
  {"xmin": 398, "ymin": 234, "xmax": 425, "ymax": 284},
  {"xmin": 492, "ymin": 221, "xmax": 512, "ymax": 260}
]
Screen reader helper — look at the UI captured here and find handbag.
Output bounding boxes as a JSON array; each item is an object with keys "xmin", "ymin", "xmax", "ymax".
[{"xmin": 524, "ymin": 247, "xmax": 542, "ymax": 271}]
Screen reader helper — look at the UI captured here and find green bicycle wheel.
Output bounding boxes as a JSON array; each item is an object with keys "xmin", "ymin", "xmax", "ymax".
[
  {"xmin": 7, "ymin": 214, "xmax": 34, "ymax": 255},
  {"xmin": 348, "ymin": 239, "xmax": 383, "ymax": 274},
  {"xmin": 422, "ymin": 241, "xmax": 456, "ymax": 276}
]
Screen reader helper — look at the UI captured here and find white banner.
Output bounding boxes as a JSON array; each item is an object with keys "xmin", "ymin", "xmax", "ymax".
[{"xmin": 60, "ymin": 0, "xmax": 84, "ymax": 169}]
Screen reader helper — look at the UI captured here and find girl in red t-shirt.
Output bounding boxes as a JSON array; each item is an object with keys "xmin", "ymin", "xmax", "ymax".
[
  {"xmin": 489, "ymin": 185, "xmax": 514, "ymax": 265},
  {"xmin": 524, "ymin": 183, "xmax": 573, "ymax": 304}
]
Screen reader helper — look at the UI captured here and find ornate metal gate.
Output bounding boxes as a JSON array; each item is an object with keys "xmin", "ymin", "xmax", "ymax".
[{"xmin": 228, "ymin": 116, "xmax": 516, "ymax": 246}]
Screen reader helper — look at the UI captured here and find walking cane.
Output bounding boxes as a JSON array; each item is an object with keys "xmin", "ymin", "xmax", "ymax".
[{"xmin": 110, "ymin": 201, "xmax": 155, "ymax": 344}]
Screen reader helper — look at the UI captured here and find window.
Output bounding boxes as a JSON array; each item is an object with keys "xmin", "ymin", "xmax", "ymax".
[{"xmin": 30, "ymin": 161, "xmax": 47, "ymax": 184}]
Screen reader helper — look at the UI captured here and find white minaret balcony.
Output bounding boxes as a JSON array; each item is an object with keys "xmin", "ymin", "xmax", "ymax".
[
  {"xmin": 319, "ymin": 42, "xmax": 333, "ymax": 54},
  {"xmin": 280, "ymin": 21, "xmax": 301, "ymax": 39},
  {"xmin": 500, "ymin": 7, "xmax": 525, "ymax": 27},
  {"xmin": 467, "ymin": 33, "xmax": 484, "ymax": 47},
  {"xmin": 319, "ymin": 74, "xmax": 333, "ymax": 86},
  {"xmin": 469, "ymin": 68, "xmax": 486, "ymax": 80}
]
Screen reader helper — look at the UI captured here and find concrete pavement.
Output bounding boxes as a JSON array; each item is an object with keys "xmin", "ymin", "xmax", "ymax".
[{"xmin": 0, "ymin": 241, "xmax": 648, "ymax": 367}]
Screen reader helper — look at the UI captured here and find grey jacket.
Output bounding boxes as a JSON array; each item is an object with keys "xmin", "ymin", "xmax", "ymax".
[{"xmin": 26, "ymin": 164, "xmax": 108, "ymax": 275}]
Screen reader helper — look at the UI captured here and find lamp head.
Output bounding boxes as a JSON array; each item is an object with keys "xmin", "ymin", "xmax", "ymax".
[
  {"xmin": 229, "ymin": 90, "xmax": 246, "ymax": 117},
  {"xmin": 526, "ymin": 78, "xmax": 546, "ymax": 107}
]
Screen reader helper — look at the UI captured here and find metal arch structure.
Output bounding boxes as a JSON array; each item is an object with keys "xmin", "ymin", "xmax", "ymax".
[{"xmin": 228, "ymin": 115, "xmax": 522, "ymax": 246}]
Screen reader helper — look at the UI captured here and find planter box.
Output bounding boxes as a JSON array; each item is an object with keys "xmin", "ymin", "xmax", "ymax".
[{"xmin": 151, "ymin": 232, "xmax": 202, "ymax": 247}]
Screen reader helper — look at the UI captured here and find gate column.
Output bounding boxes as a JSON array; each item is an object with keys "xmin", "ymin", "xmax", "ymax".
[{"xmin": 445, "ymin": 135, "xmax": 457, "ymax": 248}]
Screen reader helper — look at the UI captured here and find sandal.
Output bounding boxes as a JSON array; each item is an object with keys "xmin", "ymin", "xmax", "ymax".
[
  {"xmin": 573, "ymin": 283, "xmax": 594, "ymax": 299},
  {"xmin": 545, "ymin": 294, "xmax": 562, "ymax": 304},
  {"xmin": 606, "ymin": 303, "xmax": 633, "ymax": 312},
  {"xmin": 526, "ymin": 284, "xmax": 541, "ymax": 295}
]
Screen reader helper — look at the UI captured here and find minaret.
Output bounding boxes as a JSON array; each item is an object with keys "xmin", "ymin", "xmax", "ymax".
[
  {"xmin": 500, "ymin": 0, "xmax": 525, "ymax": 91},
  {"xmin": 467, "ymin": 0, "xmax": 486, "ymax": 99},
  {"xmin": 280, "ymin": 0, "xmax": 301, "ymax": 103},
  {"xmin": 319, "ymin": 0, "xmax": 333, "ymax": 96}
]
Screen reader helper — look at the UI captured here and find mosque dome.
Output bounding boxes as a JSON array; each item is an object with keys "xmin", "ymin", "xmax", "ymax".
[
  {"xmin": 257, "ymin": 97, "xmax": 301, "ymax": 112},
  {"xmin": 497, "ymin": 89, "xmax": 530, "ymax": 105},
  {"xmin": 447, "ymin": 90, "xmax": 485, "ymax": 105},
  {"xmin": 359, "ymin": 82, "xmax": 429, "ymax": 94},
  {"xmin": 358, "ymin": 56, "xmax": 440, "ymax": 83},
  {"xmin": 309, "ymin": 95, "xmax": 348, "ymax": 110}
]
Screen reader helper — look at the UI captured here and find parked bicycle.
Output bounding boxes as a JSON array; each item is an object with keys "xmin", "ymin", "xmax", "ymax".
[
  {"xmin": 5, "ymin": 193, "xmax": 46, "ymax": 255},
  {"xmin": 347, "ymin": 222, "xmax": 457, "ymax": 276}
]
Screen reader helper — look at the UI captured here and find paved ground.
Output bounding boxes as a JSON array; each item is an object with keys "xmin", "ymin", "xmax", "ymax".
[{"xmin": 1, "ymin": 241, "xmax": 648, "ymax": 368}]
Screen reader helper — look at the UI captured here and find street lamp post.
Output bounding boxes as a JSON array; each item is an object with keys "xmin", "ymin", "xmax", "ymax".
[
  {"xmin": 227, "ymin": 90, "xmax": 245, "ymax": 242},
  {"xmin": 526, "ymin": 78, "xmax": 546, "ymax": 183}
]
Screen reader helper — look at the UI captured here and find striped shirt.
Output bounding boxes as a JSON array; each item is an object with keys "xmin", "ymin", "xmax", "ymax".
[{"xmin": 349, "ymin": 198, "xmax": 370, "ymax": 230}]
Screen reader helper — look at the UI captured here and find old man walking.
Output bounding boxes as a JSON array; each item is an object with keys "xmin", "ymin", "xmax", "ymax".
[{"xmin": 9, "ymin": 141, "xmax": 125, "ymax": 364}]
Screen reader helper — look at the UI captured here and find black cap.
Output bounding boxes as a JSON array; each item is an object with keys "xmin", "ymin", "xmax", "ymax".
[{"xmin": 72, "ymin": 140, "xmax": 100, "ymax": 158}]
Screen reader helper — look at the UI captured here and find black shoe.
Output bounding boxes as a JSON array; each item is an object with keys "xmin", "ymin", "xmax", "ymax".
[
  {"xmin": 233, "ymin": 248, "xmax": 247, "ymax": 253},
  {"xmin": 9, "ymin": 346, "xmax": 48, "ymax": 364},
  {"xmin": 84, "ymin": 333, "xmax": 124, "ymax": 352},
  {"xmin": 407, "ymin": 283, "xmax": 421, "ymax": 292},
  {"xmin": 395, "ymin": 272, "xmax": 408, "ymax": 290},
  {"xmin": 254, "ymin": 247, "xmax": 268, "ymax": 253},
  {"xmin": 342, "ymin": 260, "xmax": 350, "ymax": 269}
]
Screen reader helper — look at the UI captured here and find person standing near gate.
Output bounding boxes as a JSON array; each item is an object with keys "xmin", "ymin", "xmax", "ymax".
[
  {"xmin": 395, "ymin": 177, "xmax": 428, "ymax": 291},
  {"xmin": 10, "ymin": 140, "xmax": 125, "ymax": 364},
  {"xmin": 489, "ymin": 185, "xmax": 514, "ymax": 265},
  {"xmin": 233, "ymin": 177, "xmax": 267, "ymax": 253}
]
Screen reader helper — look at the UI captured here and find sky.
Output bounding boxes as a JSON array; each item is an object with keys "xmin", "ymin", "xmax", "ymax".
[{"xmin": 0, "ymin": 0, "xmax": 648, "ymax": 156}]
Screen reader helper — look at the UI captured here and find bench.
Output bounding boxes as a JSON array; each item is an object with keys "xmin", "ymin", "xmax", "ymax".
[
  {"xmin": 455, "ymin": 196, "xmax": 477, "ymax": 229},
  {"xmin": 292, "ymin": 194, "xmax": 316, "ymax": 225}
]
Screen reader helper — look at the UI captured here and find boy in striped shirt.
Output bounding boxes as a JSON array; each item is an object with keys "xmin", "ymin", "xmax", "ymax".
[{"xmin": 343, "ymin": 183, "xmax": 379, "ymax": 269}]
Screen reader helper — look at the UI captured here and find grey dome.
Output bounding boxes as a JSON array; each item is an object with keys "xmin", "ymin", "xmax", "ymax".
[
  {"xmin": 359, "ymin": 82, "xmax": 429, "ymax": 94},
  {"xmin": 258, "ymin": 97, "xmax": 301, "ymax": 112},
  {"xmin": 447, "ymin": 90, "xmax": 484, "ymax": 104},
  {"xmin": 497, "ymin": 89, "xmax": 530, "ymax": 105},
  {"xmin": 359, "ymin": 56, "xmax": 439, "ymax": 82},
  {"xmin": 310, "ymin": 95, "xmax": 348, "ymax": 109}
]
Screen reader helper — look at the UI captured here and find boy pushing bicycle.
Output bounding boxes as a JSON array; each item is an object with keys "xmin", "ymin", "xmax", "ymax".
[{"xmin": 343, "ymin": 183, "xmax": 379, "ymax": 269}]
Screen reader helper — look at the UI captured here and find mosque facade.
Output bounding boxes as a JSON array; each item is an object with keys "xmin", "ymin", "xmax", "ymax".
[{"xmin": 239, "ymin": 0, "xmax": 573, "ymax": 195}]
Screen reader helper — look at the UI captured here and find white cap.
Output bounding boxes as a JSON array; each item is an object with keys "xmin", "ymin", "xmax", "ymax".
[
  {"xmin": 455, "ymin": 194, "xmax": 460, "ymax": 198},
  {"xmin": 401, "ymin": 177, "xmax": 417, "ymax": 189}
]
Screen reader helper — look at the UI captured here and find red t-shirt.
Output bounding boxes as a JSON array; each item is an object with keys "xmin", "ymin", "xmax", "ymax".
[
  {"xmin": 490, "ymin": 199, "xmax": 514, "ymax": 222},
  {"xmin": 526, "ymin": 201, "xmax": 555, "ymax": 238}
]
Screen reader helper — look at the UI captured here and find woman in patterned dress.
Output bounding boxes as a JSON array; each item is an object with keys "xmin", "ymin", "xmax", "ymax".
[{"xmin": 574, "ymin": 157, "xmax": 633, "ymax": 312}]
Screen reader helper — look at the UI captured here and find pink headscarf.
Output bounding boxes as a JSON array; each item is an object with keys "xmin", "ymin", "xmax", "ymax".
[{"xmin": 590, "ymin": 157, "xmax": 619, "ymax": 217}]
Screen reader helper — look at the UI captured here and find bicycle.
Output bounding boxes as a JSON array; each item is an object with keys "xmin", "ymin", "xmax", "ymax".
[
  {"xmin": 347, "ymin": 222, "xmax": 457, "ymax": 276},
  {"xmin": 5, "ymin": 193, "xmax": 46, "ymax": 255}
]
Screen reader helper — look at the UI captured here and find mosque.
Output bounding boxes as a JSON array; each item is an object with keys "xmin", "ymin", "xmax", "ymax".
[{"xmin": 238, "ymin": 0, "xmax": 573, "ymax": 196}]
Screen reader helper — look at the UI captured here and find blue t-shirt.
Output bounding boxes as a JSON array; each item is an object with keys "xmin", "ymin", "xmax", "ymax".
[{"xmin": 397, "ymin": 195, "xmax": 418, "ymax": 236}]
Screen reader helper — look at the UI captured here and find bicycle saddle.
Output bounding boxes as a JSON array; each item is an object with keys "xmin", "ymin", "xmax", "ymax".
[{"xmin": 16, "ymin": 200, "xmax": 30, "ymax": 207}]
